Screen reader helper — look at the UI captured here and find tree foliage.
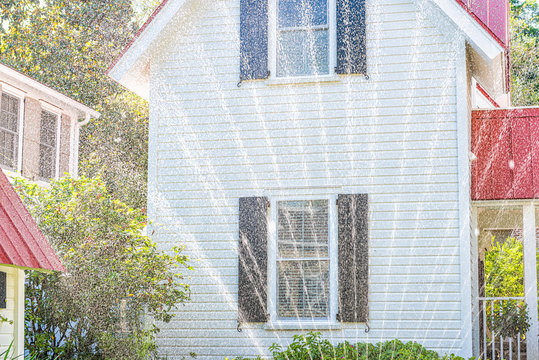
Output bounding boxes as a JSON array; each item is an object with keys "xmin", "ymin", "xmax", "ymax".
[
  {"xmin": 15, "ymin": 176, "xmax": 191, "ymax": 359},
  {"xmin": 0, "ymin": 0, "xmax": 157, "ymax": 208},
  {"xmin": 484, "ymin": 237, "xmax": 525, "ymax": 298},
  {"xmin": 511, "ymin": 0, "xmax": 539, "ymax": 105}
]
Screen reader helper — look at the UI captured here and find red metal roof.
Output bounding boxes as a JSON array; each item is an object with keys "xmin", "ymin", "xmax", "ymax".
[
  {"xmin": 0, "ymin": 171, "xmax": 65, "ymax": 272},
  {"xmin": 455, "ymin": 0, "xmax": 509, "ymax": 48},
  {"xmin": 472, "ymin": 108, "xmax": 539, "ymax": 200}
]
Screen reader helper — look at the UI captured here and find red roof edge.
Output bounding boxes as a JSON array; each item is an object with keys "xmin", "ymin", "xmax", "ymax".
[
  {"xmin": 0, "ymin": 171, "xmax": 65, "ymax": 272},
  {"xmin": 476, "ymin": 82, "xmax": 501, "ymax": 108},
  {"xmin": 106, "ymin": 0, "xmax": 171, "ymax": 75},
  {"xmin": 454, "ymin": 0, "xmax": 508, "ymax": 50}
]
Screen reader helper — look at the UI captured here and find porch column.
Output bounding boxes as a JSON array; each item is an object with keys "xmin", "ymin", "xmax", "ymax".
[
  {"xmin": 523, "ymin": 203, "xmax": 538, "ymax": 358},
  {"xmin": 470, "ymin": 206, "xmax": 480, "ymax": 356}
]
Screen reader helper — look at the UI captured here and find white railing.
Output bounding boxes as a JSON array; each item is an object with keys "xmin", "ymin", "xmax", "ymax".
[{"xmin": 478, "ymin": 297, "xmax": 527, "ymax": 360}]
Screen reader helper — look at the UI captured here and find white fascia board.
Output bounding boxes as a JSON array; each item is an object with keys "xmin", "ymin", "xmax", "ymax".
[
  {"xmin": 426, "ymin": 0, "xmax": 504, "ymax": 63},
  {"xmin": 0, "ymin": 64, "xmax": 100, "ymax": 120},
  {"xmin": 108, "ymin": 0, "xmax": 188, "ymax": 100}
]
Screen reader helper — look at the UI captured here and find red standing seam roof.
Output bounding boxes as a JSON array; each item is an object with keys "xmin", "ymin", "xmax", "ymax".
[
  {"xmin": 0, "ymin": 171, "xmax": 65, "ymax": 272},
  {"xmin": 472, "ymin": 108, "xmax": 539, "ymax": 201}
]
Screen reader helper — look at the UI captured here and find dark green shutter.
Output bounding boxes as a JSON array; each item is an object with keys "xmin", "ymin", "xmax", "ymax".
[
  {"xmin": 240, "ymin": 0, "xmax": 269, "ymax": 80},
  {"xmin": 0, "ymin": 272, "xmax": 6, "ymax": 309},
  {"xmin": 238, "ymin": 197, "xmax": 269, "ymax": 322},
  {"xmin": 338, "ymin": 194, "xmax": 369, "ymax": 322},
  {"xmin": 336, "ymin": 0, "xmax": 367, "ymax": 75}
]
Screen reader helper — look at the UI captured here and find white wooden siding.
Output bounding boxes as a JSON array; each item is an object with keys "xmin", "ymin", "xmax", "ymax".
[{"xmin": 149, "ymin": 0, "xmax": 462, "ymax": 358}]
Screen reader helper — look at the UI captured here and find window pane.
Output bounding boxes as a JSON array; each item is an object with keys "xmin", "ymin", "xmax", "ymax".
[
  {"xmin": 40, "ymin": 111, "xmax": 57, "ymax": 147},
  {"xmin": 277, "ymin": 29, "xmax": 329, "ymax": 77},
  {"xmin": 0, "ymin": 94, "xmax": 19, "ymax": 168},
  {"xmin": 309, "ymin": 29, "xmax": 329, "ymax": 75},
  {"xmin": 278, "ymin": 260, "xmax": 329, "ymax": 318},
  {"xmin": 39, "ymin": 145, "xmax": 55, "ymax": 179},
  {"xmin": 39, "ymin": 110, "xmax": 57, "ymax": 179},
  {"xmin": 278, "ymin": 0, "xmax": 328, "ymax": 28},
  {"xmin": 278, "ymin": 200, "xmax": 328, "ymax": 258},
  {"xmin": 1, "ymin": 94, "xmax": 19, "ymax": 132},
  {"xmin": 0, "ymin": 132, "xmax": 16, "ymax": 169}
]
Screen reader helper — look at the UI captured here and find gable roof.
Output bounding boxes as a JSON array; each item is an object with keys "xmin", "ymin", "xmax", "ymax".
[
  {"xmin": 108, "ymin": 0, "xmax": 506, "ymax": 99},
  {"xmin": 0, "ymin": 171, "xmax": 65, "ymax": 272}
]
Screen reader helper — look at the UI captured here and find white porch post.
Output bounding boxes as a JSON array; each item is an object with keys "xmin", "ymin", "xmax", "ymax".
[
  {"xmin": 471, "ymin": 206, "xmax": 480, "ymax": 357},
  {"xmin": 523, "ymin": 203, "xmax": 538, "ymax": 358}
]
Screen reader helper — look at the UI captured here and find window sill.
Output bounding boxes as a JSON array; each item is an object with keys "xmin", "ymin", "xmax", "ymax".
[
  {"xmin": 264, "ymin": 320, "xmax": 341, "ymax": 331},
  {"xmin": 266, "ymin": 75, "xmax": 341, "ymax": 86}
]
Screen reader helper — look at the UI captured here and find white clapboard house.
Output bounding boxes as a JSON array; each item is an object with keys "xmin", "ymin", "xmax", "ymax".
[{"xmin": 108, "ymin": 0, "xmax": 539, "ymax": 358}]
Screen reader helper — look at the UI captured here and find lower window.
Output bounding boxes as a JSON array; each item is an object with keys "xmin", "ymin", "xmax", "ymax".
[{"xmin": 276, "ymin": 199, "xmax": 331, "ymax": 320}]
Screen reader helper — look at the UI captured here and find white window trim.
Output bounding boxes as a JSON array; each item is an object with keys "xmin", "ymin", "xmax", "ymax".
[
  {"xmin": 268, "ymin": 0, "xmax": 337, "ymax": 82},
  {"xmin": 266, "ymin": 194, "xmax": 339, "ymax": 330},
  {"xmin": 0, "ymin": 84, "xmax": 26, "ymax": 174},
  {"xmin": 39, "ymin": 101, "xmax": 62, "ymax": 181}
]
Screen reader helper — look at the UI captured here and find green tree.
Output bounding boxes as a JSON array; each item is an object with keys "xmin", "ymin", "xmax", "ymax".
[
  {"xmin": 15, "ymin": 176, "xmax": 191, "ymax": 359},
  {"xmin": 0, "ymin": 0, "xmax": 157, "ymax": 208},
  {"xmin": 511, "ymin": 0, "xmax": 539, "ymax": 106},
  {"xmin": 484, "ymin": 237, "xmax": 525, "ymax": 297}
]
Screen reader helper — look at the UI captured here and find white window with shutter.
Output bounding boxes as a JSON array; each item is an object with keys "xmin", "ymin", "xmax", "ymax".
[{"xmin": 267, "ymin": 196, "xmax": 338, "ymax": 327}]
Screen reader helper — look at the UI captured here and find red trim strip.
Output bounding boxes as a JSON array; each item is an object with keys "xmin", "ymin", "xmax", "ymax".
[
  {"xmin": 473, "ymin": 107, "xmax": 539, "ymax": 119},
  {"xmin": 476, "ymin": 82, "xmax": 500, "ymax": 108},
  {"xmin": 106, "ymin": 0, "xmax": 170, "ymax": 75}
]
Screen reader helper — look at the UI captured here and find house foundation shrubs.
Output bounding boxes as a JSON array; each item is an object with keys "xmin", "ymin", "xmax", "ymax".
[
  {"xmin": 230, "ymin": 332, "xmax": 475, "ymax": 360},
  {"xmin": 15, "ymin": 176, "xmax": 192, "ymax": 359}
]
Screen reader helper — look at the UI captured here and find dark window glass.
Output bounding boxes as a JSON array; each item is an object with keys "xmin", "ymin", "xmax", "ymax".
[
  {"xmin": 277, "ymin": 200, "xmax": 330, "ymax": 319},
  {"xmin": 0, "ymin": 94, "xmax": 20, "ymax": 169},
  {"xmin": 277, "ymin": 0, "xmax": 329, "ymax": 77},
  {"xmin": 39, "ymin": 110, "xmax": 57, "ymax": 180},
  {"xmin": 278, "ymin": 0, "xmax": 328, "ymax": 27}
]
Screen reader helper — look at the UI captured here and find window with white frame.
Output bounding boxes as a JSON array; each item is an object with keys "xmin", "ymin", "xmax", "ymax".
[
  {"xmin": 39, "ymin": 110, "xmax": 59, "ymax": 180},
  {"xmin": 276, "ymin": 0, "xmax": 332, "ymax": 77},
  {"xmin": 276, "ymin": 199, "xmax": 332, "ymax": 319},
  {"xmin": 0, "ymin": 93, "xmax": 21, "ymax": 170}
]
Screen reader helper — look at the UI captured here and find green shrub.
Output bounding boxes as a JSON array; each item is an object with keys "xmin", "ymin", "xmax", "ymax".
[{"xmin": 228, "ymin": 332, "xmax": 475, "ymax": 360}]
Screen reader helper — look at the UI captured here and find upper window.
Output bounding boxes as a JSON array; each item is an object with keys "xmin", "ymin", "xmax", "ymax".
[
  {"xmin": 276, "ymin": 0, "xmax": 332, "ymax": 77},
  {"xmin": 0, "ymin": 93, "xmax": 21, "ymax": 170},
  {"xmin": 39, "ymin": 110, "xmax": 59, "ymax": 180},
  {"xmin": 276, "ymin": 199, "xmax": 332, "ymax": 319}
]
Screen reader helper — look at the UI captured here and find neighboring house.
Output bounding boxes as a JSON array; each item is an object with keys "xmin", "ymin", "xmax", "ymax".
[
  {"xmin": 0, "ymin": 62, "xmax": 99, "ymax": 183},
  {"xmin": 0, "ymin": 169, "xmax": 65, "ymax": 358},
  {"xmin": 108, "ymin": 0, "xmax": 538, "ymax": 359},
  {"xmin": 0, "ymin": 63, "xmax": 99, "ymax": 357}
]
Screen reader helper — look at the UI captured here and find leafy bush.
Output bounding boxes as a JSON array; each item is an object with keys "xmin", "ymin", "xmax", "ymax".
[
  {"xmin": 16, "ymin": 176, "xmax": 192, "ymax": 359},
  {"xmin": 489, "ymin": 300, "xmax": 530, "ymax": 340},
  {"xmin": 228, "ymin": 332, "xmax": 475, "ymax": 360}
]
